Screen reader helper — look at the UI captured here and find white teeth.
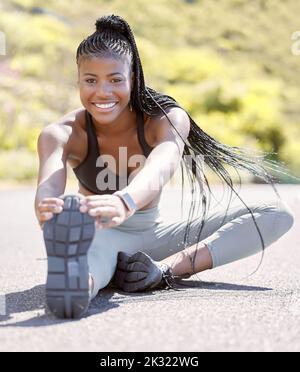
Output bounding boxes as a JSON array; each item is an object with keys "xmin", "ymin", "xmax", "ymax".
[{"xmin": 94, "ymin": 103, "xmax": 117, "ymax": 109}]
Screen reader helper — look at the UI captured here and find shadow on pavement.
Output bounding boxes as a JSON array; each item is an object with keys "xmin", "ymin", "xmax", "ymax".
[
  {"xmin": 0, "ymin": 285, "xmax": 118, "ymax": 327},
  {"xmin": 0, "ymin": 280, "xmax": 272, "ymax": 327},
  {"xmin": 175, "ymin": 279, "xmax": 273, "ymax": 292},
  {"xmin": 89, "ymin": 280, "xmax": 273, "ymax": 306}
]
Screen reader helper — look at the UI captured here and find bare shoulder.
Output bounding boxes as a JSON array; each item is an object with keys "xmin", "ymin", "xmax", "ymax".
[
  {"xmin": 38, "ymin": 108, "xmax": 85, "ymax": 147},
  {"xmin": 148, "ymin": 107, "xmax": 191, "ymax": 146},
  {"xmin": 156, "ymin": 107, "xmax": 190, "ymax": 131}
]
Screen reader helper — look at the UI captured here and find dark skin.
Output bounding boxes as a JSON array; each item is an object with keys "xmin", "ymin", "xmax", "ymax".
[
  {"xmin": 34, "ymin": 53, "xmax": 212, "ymax": 284},
  {"xmin": 65, "ymin": 107, "xmax": 160, "ymax": 203},
  {"xmin": 75, "ymin": 109, "xmax": 162, "ymax": 227},
  {"xmin": 35, "ymin": 55, "xmax": 162, "ymax": 228}
]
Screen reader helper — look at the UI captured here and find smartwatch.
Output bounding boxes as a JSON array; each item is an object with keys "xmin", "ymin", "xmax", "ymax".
[{"xmin": 114, "ymin": 191, "xmax": 137, "ymax": 218}]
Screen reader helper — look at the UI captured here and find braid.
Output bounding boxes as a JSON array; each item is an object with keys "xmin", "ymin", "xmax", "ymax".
[{"xmin": 76, "ymin": 15, "xmax": 298, "ymax": 277}]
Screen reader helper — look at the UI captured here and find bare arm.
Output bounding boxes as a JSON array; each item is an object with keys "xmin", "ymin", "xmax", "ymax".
[
  {"xmin": 123, "ymin": 107, "xmax": 190, "ymax": 210},
  {"xmin": 34, "ymin": 124, "xmax": 69, "ymax": 227}
]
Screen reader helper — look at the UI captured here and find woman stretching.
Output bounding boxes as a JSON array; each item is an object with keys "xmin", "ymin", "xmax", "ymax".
[{"xmin": 35, "ymin": 15, "xmax": 295, "ymax": 319}]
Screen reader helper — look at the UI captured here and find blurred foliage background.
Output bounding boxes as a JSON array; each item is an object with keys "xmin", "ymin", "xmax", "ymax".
[{"xmin": 0, "ymin": 0, "xmax": 299, "ymax": 183}]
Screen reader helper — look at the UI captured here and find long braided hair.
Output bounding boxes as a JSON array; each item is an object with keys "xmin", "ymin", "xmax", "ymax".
[{"xmin": 76, "ymin": 15, "xmax": 296, "ymax": 276}]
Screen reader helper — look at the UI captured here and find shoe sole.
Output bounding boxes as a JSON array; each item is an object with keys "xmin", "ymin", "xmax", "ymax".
[{"xmin": 43, "ymin": 195, "xmax": 95, "ymax": 319}]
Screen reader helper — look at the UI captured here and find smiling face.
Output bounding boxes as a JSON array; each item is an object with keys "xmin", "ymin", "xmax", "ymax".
[{"xmin": 78, "ymin": 55, "xmax": 135, "ymax": 125}]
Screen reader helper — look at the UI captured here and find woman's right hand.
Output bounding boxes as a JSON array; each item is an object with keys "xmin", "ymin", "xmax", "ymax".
[{"xmin": 37, "ymin": 198, "xmax": 64, "ymax": 228}]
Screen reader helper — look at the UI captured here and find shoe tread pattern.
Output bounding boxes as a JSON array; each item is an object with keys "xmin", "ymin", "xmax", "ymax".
[{"xmin": 43, "ymin": 195, "xmax": 95, "ymax": 319}]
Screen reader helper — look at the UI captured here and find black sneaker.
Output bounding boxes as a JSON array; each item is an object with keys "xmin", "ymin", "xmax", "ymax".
[{"xmin": 43, "ymin": 195, "xmax": 95, "ymax": 319}]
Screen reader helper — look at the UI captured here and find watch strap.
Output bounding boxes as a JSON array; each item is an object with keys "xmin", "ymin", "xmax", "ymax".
[{"xmin": 114, "ymin": 191, "xmax": 137, "ymax": 218}]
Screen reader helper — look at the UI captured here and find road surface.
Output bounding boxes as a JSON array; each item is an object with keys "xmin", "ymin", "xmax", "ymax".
[{"xmin": 0, "ymin": 183, "xmax": 299, "ymax": 352}]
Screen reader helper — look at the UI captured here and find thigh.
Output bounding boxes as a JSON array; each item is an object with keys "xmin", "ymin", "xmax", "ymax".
[{"xmin": 142, "ymin": 200, "xmax": 278, "ymax": 261}]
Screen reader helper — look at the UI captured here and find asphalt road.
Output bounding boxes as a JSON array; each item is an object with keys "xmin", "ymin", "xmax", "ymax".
[{"xmin": 0, "ymin": 183, "xmax": 299, "ymax": 352}]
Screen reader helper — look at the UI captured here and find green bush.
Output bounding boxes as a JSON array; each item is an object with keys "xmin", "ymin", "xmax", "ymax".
[
  {"xmin": 0, "ymin": 150, "xmax": 38, "ymax": 181},
  {"xmin": 0, "ymin": 0, "xmax": 299, "ymax": 182}
]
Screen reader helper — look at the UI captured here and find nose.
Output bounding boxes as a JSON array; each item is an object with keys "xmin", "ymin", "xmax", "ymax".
[{"xmin": 95, "ymin": 81, "xmax": 113, "ymax": 98}]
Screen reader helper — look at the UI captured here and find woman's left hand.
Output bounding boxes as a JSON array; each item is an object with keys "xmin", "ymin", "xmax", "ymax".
[{"xmin": 79, "ymin": 195, "xmax": 128, "ymax": 229}]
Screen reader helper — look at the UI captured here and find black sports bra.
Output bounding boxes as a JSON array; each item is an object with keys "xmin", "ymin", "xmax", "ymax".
[{"xmin": 73, "ymin": 110, "xmax": 154, "ymax": 195}]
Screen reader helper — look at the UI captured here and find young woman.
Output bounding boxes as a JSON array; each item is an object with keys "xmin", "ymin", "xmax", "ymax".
[{"xmin": 35, "ymin": 15, "xmax": 295, "ymax": 319}]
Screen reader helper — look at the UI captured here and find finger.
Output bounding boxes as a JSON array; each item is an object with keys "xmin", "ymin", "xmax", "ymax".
[
  {"xmin": 79, "ymin": 205, "xmax": 88, "ymax": 213},
  {"xmin": 40, "ymin": 212, "xmax": 54, "ymax": 222},
  {"xmin": 40, "ymin": 198, "xmax": 64, "ymax": 206},
  {"xmin": 84, "ymin": 201, "xmax": 117, "ymax": 209},
  {"xmin": 112, "ymin": 217, "xmax": 120, "ymax": 224},
  {"xmin": 81, "ymin": 195, "xmax": 111, "ymax": 204},
  {"xmin": 53, "ymin": 206, "xmax": 63, "ymax": 214},
  {"xmin": 39, "ymin": 205, "xmax": 63, "ymax": 214},
  {"xmin": 125, "ymin": 271, "xmax": 148, "ymax": 283},
  {"xmin": 88, "ymin": 207, "xmax": 117, "ymax": 217}
]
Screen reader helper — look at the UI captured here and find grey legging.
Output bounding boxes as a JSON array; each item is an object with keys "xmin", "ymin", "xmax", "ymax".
[{"xmin": 87, "ymin": 197, "xmax": 294, "ymax": 298}]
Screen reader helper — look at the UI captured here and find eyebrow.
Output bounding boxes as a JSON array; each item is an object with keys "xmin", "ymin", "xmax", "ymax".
[{"xmin": 83, "ymin": 72, "xmax": 124, "ymax": 77}]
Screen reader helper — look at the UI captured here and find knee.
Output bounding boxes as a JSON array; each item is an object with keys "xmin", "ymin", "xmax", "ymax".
[
  {"xmin": 276, "ymin": 200, "xmax": 295, "ymax": 232},
  {"xmin": 266, "ymin": 199, "xmax": 295, "ymax": 234}
]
